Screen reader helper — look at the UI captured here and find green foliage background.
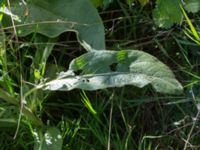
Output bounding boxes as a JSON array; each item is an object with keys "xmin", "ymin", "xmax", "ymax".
[{"xmin": 0, "ymin": 0, "xmax": 200, "ymax": 149}]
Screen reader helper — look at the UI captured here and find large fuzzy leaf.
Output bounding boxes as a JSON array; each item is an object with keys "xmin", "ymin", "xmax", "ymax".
[
  {"xmin": 41, "ymin": 50, "xmax": 183, "ymax": 95},
  {"xmin": 153, "ymin": 0, "xmax": 182, "ymax": 28},
  {"xmin": 1, "ymin": 0, "xmax": 105, "ymax": 50},
  {"xmin": 185, "ymin": 0, "xmax": 200, "ymax": 13}
]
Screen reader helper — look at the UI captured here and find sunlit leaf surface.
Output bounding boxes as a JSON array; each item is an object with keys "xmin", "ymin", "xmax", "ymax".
[{"xmin": 42, "ymin": 50, "xmax": 183, "ymax": 95}]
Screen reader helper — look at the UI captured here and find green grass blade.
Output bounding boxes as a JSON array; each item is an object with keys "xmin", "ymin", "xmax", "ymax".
[
  {"xmin": 180, "ymin": 5, "xmax": 200, "ymax": 41},
  {"xmin": 80, "ymin": 90, "xmax": 97, "ymax": 115}
]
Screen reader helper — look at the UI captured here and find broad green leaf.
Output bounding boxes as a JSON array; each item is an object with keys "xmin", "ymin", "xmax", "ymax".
[
  {"xmin": 185, "ymin": 0, "xmax": 200, "ymax": 13},
  {"xmin": 41, "ymin": 50, "xmax": 183, "ymax": 95},
  {"xmin": 153, "ymin": 0, "xmax": 182, "ymax": 28},
  {"xmin": 2, "ymin": 0, "xmax": 105, "ymax": 50},
  {"xmin": 34, "ymin": 127, "xmax": 63, "ymax": 150}
]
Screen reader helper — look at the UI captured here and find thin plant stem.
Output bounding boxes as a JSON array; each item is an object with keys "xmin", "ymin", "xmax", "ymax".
[
  {"xmin": 6, "ymin": 0, "xmax": 24, "ymax": 139},
  {"xmin": 183, "ymin": 89, "xmax": 200, "ymax": 150},
  {"xmin": 107, "ymin": 92, "xmax": 114, "ymax": 150}
]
